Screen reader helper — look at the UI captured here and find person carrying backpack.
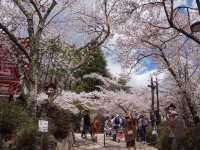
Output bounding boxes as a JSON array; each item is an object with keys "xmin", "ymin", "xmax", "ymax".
[
  {"xmin": 111, "ymin": 114, "xmax": 122, "ymax": 141},
  {"xmin": 138, "ymin": 115, "xmax": 147, "ymax": 144}
]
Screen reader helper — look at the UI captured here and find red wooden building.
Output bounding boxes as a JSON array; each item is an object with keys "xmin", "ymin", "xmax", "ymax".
[{"xmin": 0, "ymin": 36, "xmax": 29, "ymax": 97}]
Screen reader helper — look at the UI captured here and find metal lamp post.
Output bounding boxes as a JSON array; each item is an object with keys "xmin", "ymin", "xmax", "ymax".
[
  {"xmin": 103, "ymin": 127, "xmax": 106, "ymax": 147},
  {"xmin": 190, "ymin": 0, "xmax": 200, "ymax": 32},
  {"xmin": 191, "ymin": 21, "xmax": 200, "ymax": 32}
]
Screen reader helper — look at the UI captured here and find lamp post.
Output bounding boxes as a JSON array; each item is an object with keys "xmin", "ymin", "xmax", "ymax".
[
  {"xmin": 191, "ymin": 21, "xmax": 200, "ymax": 32},
  {"xmin": 103, "ymin": 127, "xmax": 106, "ymax": 147},
  {"xmin": 190, "ymin": 0, "xmax": 200, "ymax": 32}
]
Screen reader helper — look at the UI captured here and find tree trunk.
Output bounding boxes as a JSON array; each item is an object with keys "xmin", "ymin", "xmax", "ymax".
[
  {"xmin": 159, "ymin": 49, "xmax": 198, "ymax": 126},
  {"xmin": 182, "ymin": 90, "xmax": 198, "ymax": 126},
  {"xmin": 17, "ymin": 62, "xmax": 30, "ymax": 97},
  {"xmin": 27, "ymin": 62, "xmax": 38, "ymax": 119},
  {"xmin": 25, "ymin": 37, "xmax": 40, "ymax": 119},
  {"xmin": 56, "ymin": 131, "xmax": 74, "ymax": 150}
]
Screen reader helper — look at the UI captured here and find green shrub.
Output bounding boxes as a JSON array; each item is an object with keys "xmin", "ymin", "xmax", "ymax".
[
  {"xmin": 183, "ymin": 125, "xmax": 200, "ymax": 150},
  {"xmin": 157, "ymin": 121, "xmax": 200, "ymax": 150},
  {"xmin": 157, "ymin": 121, "xmax": 171, "ymax": 150},
  {"xmin": 45, "ymin": 103, "xmax": 73, "ymax": 140},
  {"xmin": 0, "ymin": 102, "xmax": 30, "ymax": 136},
  {"xmin": 146, "ymin": 126, "xmax": 152, "ymax": 143},
  {"xmin": 0, "ymin": 102, "xmax": 57, "ymax": 150}
]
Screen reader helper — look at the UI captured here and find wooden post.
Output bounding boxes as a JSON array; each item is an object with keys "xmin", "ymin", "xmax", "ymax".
[
  {"xmin": 41, "ymin": 134, "xmax": 44, "ymax": 150},
  {"xmin": 156, "ymin": 78, "xmax": 159, "ymax": 114},
  {"xmin": 104, "ymin": 130, "xmax": 106, "ymax": 147},
  {"xmin": 156, "ymin": 78, "xmax": 161, "ymax": 125},
  {"xmin": 148, "ymin": 77, "xmax": 156, "ymax": 127},
  {"xmin": 151, "ymin": 77, "xmax": 155, "ymax": 112}
]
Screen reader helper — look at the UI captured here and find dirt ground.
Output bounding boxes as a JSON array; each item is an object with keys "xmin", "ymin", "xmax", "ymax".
[{"xmin": 74, "ymin": 134, "xmax": 158, "ymax": 150}]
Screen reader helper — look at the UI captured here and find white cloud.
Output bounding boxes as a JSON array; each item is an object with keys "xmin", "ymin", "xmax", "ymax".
[
  {"xmin": 128, "ymin": 70, "xmax": 156, "ymax": 88},
  {"xmin": 106, "ymin": 59, "xmax": 122, "ymax": 77},
  {"xmin": 106, "ymin": 56, "xmax": 167, "ymax": 88},
  {"xmin": 128, "ymin": 69, "xmax": 167, "ymax": 88}
]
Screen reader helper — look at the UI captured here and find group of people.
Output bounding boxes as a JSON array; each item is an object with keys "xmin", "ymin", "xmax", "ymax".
[
  {"xmin": 104, "ymin": 112, "xmax": 152, "ymax": 150},
  {"xmin": 80, "ymin": 110, "xmax": 100, "ymax": 142},
  {"xmin": 79, "ymin": 103, "xmax": 199, "ymax": 150}
]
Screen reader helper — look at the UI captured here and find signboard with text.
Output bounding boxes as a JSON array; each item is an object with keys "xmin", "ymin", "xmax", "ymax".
[{"xmin": 38, "ymin": 120, "xmax": 48, "ymax": 133}]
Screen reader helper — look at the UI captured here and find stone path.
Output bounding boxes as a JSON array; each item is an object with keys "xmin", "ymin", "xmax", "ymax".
[{"xmin": 74, "ymin": 134, "xmax": 158, "ymax": 150}]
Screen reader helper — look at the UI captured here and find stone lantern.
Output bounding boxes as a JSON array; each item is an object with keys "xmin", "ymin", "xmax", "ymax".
[{"xmin": 45, "ymin": 83, "xmax": 57, "ymax": 102}]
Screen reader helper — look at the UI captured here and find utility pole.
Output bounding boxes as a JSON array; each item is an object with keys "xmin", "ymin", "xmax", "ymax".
[
  {"xmin": 155, "ymin": 78, "xmax": 161, "ymax": 125},
  {"xmin": 148, "ymin": 77, "xmax": 156, "ymax": 127},
  {"xmin": 148, "ymin": 77, "xmax": 156, "ymax": 112},
  {"xmin": 156, "ymin": 78, "xmax": 159, "ymax": 114}
]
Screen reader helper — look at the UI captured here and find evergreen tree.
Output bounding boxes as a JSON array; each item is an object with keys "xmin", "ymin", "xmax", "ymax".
[{"xmin": 72, "ymin": 47, "xmax": 109, "ymax": 92}]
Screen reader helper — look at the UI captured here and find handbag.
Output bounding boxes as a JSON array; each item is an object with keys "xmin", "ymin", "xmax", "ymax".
[{"xmin": 127, "ymin": 130, "xmax": 133, "ymax": 135}]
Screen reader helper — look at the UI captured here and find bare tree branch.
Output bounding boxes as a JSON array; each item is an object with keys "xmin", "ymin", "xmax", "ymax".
[
  {"xmin": 162, "ymin": 0, "xmax": 200, "ymax": 45},
  {"xmin": 29, "ymin": 0, "xmax": 43, "ymax": 20},
  {"xmin": 43, "ymin": 0, "xmax": 57, "ymax": 21},
  {"xmin": 0, "ymin": 22, "xmax": 31, "ymax": 62},
  {"xmin": 13, "ymin": 0, "xmax": 34, "ymax": 37}
]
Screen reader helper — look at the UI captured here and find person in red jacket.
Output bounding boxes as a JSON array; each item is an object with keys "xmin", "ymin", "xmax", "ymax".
[{"xmin": 91, "ymin": 118, "xmax": 99, "ymax": 142}]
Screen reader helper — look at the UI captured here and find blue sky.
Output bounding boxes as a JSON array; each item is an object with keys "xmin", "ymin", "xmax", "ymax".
[
  {"xmin": 106, "ymin": 0, "xmax": 196, "ymax": 87},
  {"xmin": 186, "ymin": 0, "xmax": 194, "ymax": 6},
  {"xmin": 136, "ymin": 58, "xmax": 157, "ymax": 75},
  {"xmin": 63, "ymin": 0, "xmax": 196, "ymax": 87}
]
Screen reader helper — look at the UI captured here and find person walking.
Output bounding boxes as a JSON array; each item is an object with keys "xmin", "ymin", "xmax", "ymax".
[
  {"xmin": 124, "ymin": 112, "xmax": 137, "ymax": 150},
  {"xmin": 168, "ymin": 110, "xmax": 186, "ymax": 150},
  {"xmin": 104, "ymin": 116, "xmax": 112, "ymax": 136},
  {"xmin": 138, "ymin": 114, "xmax": 147, "ymax": 144},
  {"xmin": 111, "ymin": 114, "xmax": 123, "ymax": 141},
  {"xmin": 81, "ymin": 111, "xmax": 92, "ymax": 139},
  {"xmin": 80, "ymin": 116, "xmax": 84, "ymax": 138},
  {"xmin": 91, "ymin": 118, "xmax": 99, "ymax": 142}
]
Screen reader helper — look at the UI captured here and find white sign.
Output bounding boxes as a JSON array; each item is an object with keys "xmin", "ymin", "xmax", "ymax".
[{"xmin": 38, "ymin": 120, "xmax": 48, "ymax": 133}]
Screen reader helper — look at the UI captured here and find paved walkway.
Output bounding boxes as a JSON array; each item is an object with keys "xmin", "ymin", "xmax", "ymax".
[{"xmin": 74, "ymin": 134, "xmax": 158, "ymax": 150}]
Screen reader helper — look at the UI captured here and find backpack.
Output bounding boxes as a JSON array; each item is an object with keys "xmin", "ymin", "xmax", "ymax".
[
  {"xmin": 144, "ymin": 118, "xmax": 149, "ymax": 127},
  {"xmin": 141, "ymin": 118, "xmax": 148, "ymax": 127},
  {"xmin": 114, "ymin": 117, "xmax": 120, "ymax": 125},
  {"xmin": 152, "ymin": 128, "xmax": 158, "ymax": 135}
]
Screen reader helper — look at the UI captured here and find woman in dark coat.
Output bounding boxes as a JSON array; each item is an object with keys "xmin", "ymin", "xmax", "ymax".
[{"xmin": 124, "ymin": 112, "xmax": 137, "ymax": 150}]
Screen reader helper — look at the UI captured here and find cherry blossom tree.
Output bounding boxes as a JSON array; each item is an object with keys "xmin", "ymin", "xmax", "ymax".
[
  {"xmin": 38, "ymin": 88, "xmax": 151, "ymax": 115},
  {"xmin": 108, "ymin": 0, "xmax": 200, "ymax": 124},
  {"xmin": 0, "ymin": 0, "xmax": 114, "ymax": 117},
  {"xmin": 37, "ymin": 73, "xmax": 152, "ymax": 115}
]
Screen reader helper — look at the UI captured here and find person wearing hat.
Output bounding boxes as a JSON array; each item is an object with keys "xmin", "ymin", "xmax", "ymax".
[
  {"xmin": 166, "ymin": 103, "xmax": 177, "ymax": 148},
  {"xmin": 167, "ymin": 104, "xmax": 186, "ymax": 150},
  {"xmin": 124, "ymin": 112, "xmax": 137, "ymax": 150}
]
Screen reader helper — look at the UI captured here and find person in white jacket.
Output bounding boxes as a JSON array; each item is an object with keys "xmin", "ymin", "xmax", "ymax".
[{"xmin": 111, "ymin": 114, "xmax": 123, "ymax": 141}]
